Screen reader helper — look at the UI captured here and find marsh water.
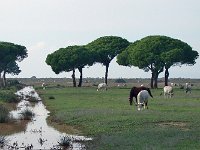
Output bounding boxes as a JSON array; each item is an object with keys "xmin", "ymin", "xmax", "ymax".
[{"xmin": 2, "ymin": 86, "xmax": 92, "ymax": 149}]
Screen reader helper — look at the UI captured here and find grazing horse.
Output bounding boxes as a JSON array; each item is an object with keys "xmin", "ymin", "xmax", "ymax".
[
  {"xmin": 129, "ymin": 86, "xmax": 153, "ymax": 105},
  {"xmin": 137, "ymin": 90, "xmax": 150, "ymax": 110},
  {"xmin": 163, "ymin": 86, "xmax": 173, "ymax": 98},
  {"xmin": 97, "ymin": 83, "xmax": 107, "ymax": 91}
]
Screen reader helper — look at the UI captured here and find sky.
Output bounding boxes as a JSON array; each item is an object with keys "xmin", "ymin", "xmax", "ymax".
[{"xmin": 0, "ymin": 0, "xmax": 200, "ymax": 79}]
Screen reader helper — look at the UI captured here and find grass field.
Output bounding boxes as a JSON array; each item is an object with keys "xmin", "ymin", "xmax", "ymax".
[{"xmin": 38, "ymin": 86, "xmax": 200, "ymax": 150}]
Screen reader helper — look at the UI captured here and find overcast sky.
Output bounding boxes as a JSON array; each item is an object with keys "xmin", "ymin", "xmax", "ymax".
[{"xmin": 1, "ymin": 0, "xmax": 200, "ymax": 79}]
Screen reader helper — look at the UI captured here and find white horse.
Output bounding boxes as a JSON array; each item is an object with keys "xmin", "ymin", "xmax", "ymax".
[
  {"xmin": 163, "ymin": 86, "xmax": 173, "ymax": 98},
  {"xmin": 137, "ymin": 90, "xmax": 150, "ymax": 110},
  {"xmin": 97, "ymin": 83, "xmax": 107, "ymax": 91}
]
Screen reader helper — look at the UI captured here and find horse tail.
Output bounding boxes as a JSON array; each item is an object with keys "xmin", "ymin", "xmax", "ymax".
[{"xmin": 147, "ymin": 88, "xmax": 153, "ymax": 98}]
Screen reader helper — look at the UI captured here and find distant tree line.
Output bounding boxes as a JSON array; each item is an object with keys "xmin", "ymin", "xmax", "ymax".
[
  {"xmin": 46, "ymin": 35, "xmax": 199, "ymax": 88},
  {"xmin": 0, "ymin": 36, "xmax": 198, "ymax": 89},
  {"xmin": 0, "ymin": 42, "xmax": 27, "ymax": 87}
]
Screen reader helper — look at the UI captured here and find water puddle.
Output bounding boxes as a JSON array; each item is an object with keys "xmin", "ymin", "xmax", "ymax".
[{"xmin": 1, "ymin": 86, "xmax": 92, "ymax": 149}]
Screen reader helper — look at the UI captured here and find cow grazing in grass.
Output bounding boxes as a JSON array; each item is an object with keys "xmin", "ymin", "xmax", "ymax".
[
  {"xmin": 163, "ymin": 86, "xmax": 173, "ymax": 98},
  {"xmin": 129, "ymin": 86, "xmax": 153, "ymax": 106},
  {"xmin": 137, "ymin": 90, "xmax": 150, "ymax": 110},
  {"xmin": 97, "ymin": 83, "xmax": 107, "ymax": 91}
]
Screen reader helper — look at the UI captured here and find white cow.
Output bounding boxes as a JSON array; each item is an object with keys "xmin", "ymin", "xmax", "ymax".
[
  {"xmin": 163, "ymin": 86, "xmax": 173, "ymax": 98},
  {"xmin": 97, "ymin": 83, "xmax": 107, "ymax": 91},
  {"xmin": 137, "ymin": 90, "xmax": 149, "ymax": 110}
]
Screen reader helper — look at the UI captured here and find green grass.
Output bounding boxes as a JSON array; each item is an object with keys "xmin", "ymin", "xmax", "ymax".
[
  {"xmin": 0, "ymin": 87, "xmax": 20, "ymax": 123},
  {"xmin": 39, "ymin": 87, "xmax": 200, "ymax": 150},
  {"xmin": 0, "ymin": 88, "xmax": 19, "ymax": 103}
]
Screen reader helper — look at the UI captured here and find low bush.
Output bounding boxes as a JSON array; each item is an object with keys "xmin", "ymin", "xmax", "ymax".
[
  {"xmin": 58, "ymin": 136, "xmax": 71, "ymax": 149},
  {"xmin": 25, "ymin": 95, "xmax": 39, "ymax": 102},
  {"xmin": 48, "ymin": 96, "xmax": 55, "ymax": 99},
  {"xmin": 7, "ymin": 80, "xmax": 20, "ymax": 86},
  {"xmin": 0, "ymin": 92, "xmax": 19, "ymax": 103},
  {"xmin": 20, "ymin": 109, "xmax": 35, "ymax": 120},
  {"xmin": 3, "ymin": 80, "xmax": 24, "ymax": 90},
  {"xmin": 0, "ymin": 136, "xmax": 8, "ymax": 148}
]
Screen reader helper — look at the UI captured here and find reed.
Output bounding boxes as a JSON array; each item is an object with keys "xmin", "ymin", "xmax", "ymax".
[
  {"xmin": 58, "ymin": 135, "xmax": 71, "ymax": 149},
  {"xmin": 0, "ymin": 105, "xmax": 9, "ymax": 123}
]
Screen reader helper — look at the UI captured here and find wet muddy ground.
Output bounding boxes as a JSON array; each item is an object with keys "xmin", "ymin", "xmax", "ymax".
[{"xmin": 0, "ymin": 86, "xmax": 92, "ymax": 150}]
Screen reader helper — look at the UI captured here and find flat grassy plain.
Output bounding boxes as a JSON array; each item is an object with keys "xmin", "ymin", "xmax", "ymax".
[{"xmin": 38, "ymin": 86, "xmax": 200, "ymax": 150}]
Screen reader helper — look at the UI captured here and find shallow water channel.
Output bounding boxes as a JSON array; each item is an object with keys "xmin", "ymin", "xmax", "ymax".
[{"xmin": 2, "ymin": 86, "xmax": 92, "ymax": 150}]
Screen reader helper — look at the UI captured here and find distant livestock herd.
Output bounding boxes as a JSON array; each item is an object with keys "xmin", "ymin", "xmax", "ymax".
[
  {"xmin": 95, "ymin": 82, "xmax": 193, "ymax": 111},
  {"xmin": 162, "ymin": 82, "xmax": 192, "ymax": 98},
  {"xmin": 41, "ymin": 81, "xmax": 193, "ymax": 111}
]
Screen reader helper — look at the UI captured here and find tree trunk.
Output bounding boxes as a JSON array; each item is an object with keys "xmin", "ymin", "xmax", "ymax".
[
  {"xmin": 153, "ymin": 72, "xmax": 158, "ymax": 89},
  {"xmin": 71, "ymin": 69, "xmax": 76, "ymax": 87},
  {"xmin": 165, "ymin": 68, "xmax": 169, "ymax": 86},
  {"xmin": 151, "ymin": 72, "xmax": 154, "ymax": 89},
  {"xmin": 105, "ymin": 64, "xmax": 109, "ymax": 84},
  {"xmin": 78, "ymin": 67, "xmax": 83, "ymax": 87},
  {"xmin": 0, "ymin": 72, "xmax": 2, "ymax": 88},
  {"xmin": 2, "ymin": 71, "xmax": 6, "ymax": 87}
]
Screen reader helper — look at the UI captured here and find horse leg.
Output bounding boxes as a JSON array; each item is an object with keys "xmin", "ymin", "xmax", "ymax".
[
  {"xmin": 134, "ymin": 97, "xmax": 138, "ymax": 106},
  {"xmin": 146, "ymin": 102, "xmax": 148, "ymax": 109},
  {"xmin": 137, "ymin": 104, "xmax": 141, "ymax": 111}
]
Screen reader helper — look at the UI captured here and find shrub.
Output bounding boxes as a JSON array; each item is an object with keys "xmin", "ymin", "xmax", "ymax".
[
  {"xmin": 6, "ymin": 80, "xmax": 24, "ymax": 90},
  {"xmin": 0, "ymin": 105, "xmax": 9, "ymax": 123},
  {"xmin": 7, "ymin": 80, "xmax": 20, "ymax": 86},
  {"xmin": 20, "ymin": 109, "xmax": 35, "ymax": 120},
  {"xmin": 48, "ymin": 96, "xmax": 55, "ymax": 99},
  {"xmin": 25, "ymin": 95, "xmax": 38, "ymax": 102},
  {"xmin": 0, "ymin": 136, "xmax": 8, "ymax": 148},
  {"xmin": 58, "ymin": 136, "xmax": 72, "ymax": 148},
  {"xmin": 0, "ymin": 92, "xmax": 19, "ymax": 103}
]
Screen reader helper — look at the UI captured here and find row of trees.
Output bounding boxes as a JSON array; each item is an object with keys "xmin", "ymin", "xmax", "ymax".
[
  {"xmin": 117, "ymin": 36, "xmax": 199, "ymax": 88},
  {"xmin": 0, "ymin": 42, "xmax": 28, "ymax": 87},
  {"xmin": 0, "ymin": 36, "xmax": 197, "ymax": 89},
  {"xmin": 46, "ymin": 35, "xmax": 199, "ymax": 88},
  {"xmin": 46, "ymin": 36, "xmax": 129, "ymax": 87}
]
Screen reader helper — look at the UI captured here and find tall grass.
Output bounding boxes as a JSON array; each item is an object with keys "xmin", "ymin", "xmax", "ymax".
[
  {"xmin": 57, "ymin": 136, "xmax": 72, "ymax": 148},
  {"xmin": 0, "ymin": 105, "xmax": 9, "ymax": 123},
  {"xmin": 0, "ymin": 136, "xmax": 8, "ymax": 148},
  {"xmin": 39, "ymin": 87, "xmax": 200, "ymax": 150}
]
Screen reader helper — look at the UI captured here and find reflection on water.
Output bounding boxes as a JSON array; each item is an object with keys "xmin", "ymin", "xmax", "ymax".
[{"xmin": 2, "ymin": 86, "xmax": 92, "ymax": 150}]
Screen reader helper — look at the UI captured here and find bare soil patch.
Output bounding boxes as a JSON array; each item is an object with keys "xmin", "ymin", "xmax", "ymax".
[
  {"xmin": 0, "ymin": 120, "xmax": 28, "ymax": 135},
  {"xmin": 157, "ymin": 121, "xmax": 190, "ymax": 131}
]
